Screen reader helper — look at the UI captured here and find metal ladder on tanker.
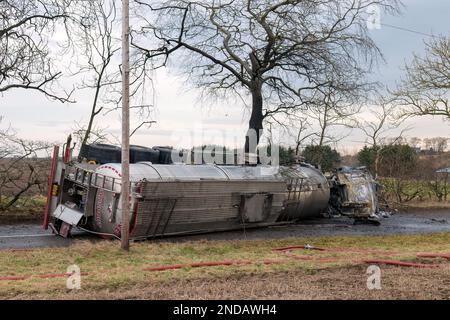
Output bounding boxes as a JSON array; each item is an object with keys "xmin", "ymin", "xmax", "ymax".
[{"xmin": 132, "ymin": 198, "xmax": 178, "ymax": 239}]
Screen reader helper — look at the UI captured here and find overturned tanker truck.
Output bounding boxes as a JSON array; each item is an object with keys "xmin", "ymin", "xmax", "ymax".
[{"xmin": 43, "ymin": 143, "xmax": 380, "ymax": 239}]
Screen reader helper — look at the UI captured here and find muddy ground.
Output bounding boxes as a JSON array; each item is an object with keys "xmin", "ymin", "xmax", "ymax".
[{"xmin": 0, "ymin": 208, "xmax": 449, "ymax": 250}]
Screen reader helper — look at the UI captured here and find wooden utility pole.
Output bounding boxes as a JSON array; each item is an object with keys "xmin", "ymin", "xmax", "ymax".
[{"xmin": 121, "ymin": 0, "xmax": 130, "ymax": 251}]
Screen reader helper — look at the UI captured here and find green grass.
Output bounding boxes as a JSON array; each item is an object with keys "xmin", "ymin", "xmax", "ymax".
[
  {"xmin": 0, "ymin": 195, "xmax": 46, "ymax": 219},
  {"xmin": 1, "ymin": 232, "xmax": 450, "ymax": 299}
]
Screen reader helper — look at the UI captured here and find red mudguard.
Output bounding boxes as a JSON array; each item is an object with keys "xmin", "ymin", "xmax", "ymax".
[{"xmin": 43, "ymin": 145, "xmax": 59, "ymax": 230}]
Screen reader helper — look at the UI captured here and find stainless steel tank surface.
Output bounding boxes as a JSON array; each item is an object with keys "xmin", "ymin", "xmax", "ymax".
[
  {"xmin": 278, "ymin": 165, "xmax": 330, "ymax": 220},
  {"xmin": 58, "ymin": 162, "xmax": 330, "ymax": 239}
]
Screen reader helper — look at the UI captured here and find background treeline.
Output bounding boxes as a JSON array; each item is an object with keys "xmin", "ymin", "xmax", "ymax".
[
  {"xmin": 277, "ymin": 137, "xmax": 449, "ymax": 205},
  {"xmin": 1, "ymin": 135, "xmax": 448, "ymax": 215}
]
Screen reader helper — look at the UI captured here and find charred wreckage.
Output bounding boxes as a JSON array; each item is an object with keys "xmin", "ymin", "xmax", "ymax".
[{"xmin": 44, "ymin": 142, "xmax": 382, "ymax": 239}]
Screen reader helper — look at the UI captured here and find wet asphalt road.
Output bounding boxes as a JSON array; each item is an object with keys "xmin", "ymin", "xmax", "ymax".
[
  {"xmin": 0, "ymin": 224, "xmax": 85, "ymax": 250},
  {"xmin": 0, "ymin": 209, "xmax": 449, "ymax": 250}
]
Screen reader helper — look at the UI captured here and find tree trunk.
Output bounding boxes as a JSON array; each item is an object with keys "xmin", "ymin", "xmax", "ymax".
[
  {"xmin": 319, "ymin": 105, "xmax": 328, "ymax": 147},
  {"xmin": 444, "ymin": 173, "xmax": 448, "ymax": 201},
  {"xmin": 80, "ymin": 101, "xmax": 97, "ymax": 153},
  {"xmin": 78, "ymin": 63, "xmax": 107, "ymax": 161},
  {"xmin": 244, "ymin": 84, "xmax": 264, "ymax": 155},
  {"xmin": 295, "ymin": 141, "xmax": 300, "ymax": 156},
  {"xmin": 245, "ymin": 52, "xmax": 264, "ymax": 159},
  {"xmin": 374, "ymin": 146, "xmax": 380, "ymax": 179}
]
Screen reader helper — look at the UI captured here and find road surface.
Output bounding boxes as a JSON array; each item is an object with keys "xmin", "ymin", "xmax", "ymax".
[{"xmin": 0, "ymin": 209, "xmax": 449, "ymax": 250}]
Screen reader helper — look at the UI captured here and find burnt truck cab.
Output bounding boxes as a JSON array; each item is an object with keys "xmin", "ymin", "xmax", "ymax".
[
  {"xmin": 44, "ymin": 143, "xmax": 381, "ymax": 239},
  {"xmin": 328, "ymin": 167, "xmax": 379, "ymax": 223}
]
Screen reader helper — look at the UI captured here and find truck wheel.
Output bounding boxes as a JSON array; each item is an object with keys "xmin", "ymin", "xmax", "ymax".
[
  {"xmin": 152, "ymin": 146, "xmax": 174, "ymax": 164},
  {"xmin": 130, "ymin": 145, "xmax": 160, "ymax": 163},
  {"xmin": 79, "ymin": 143, "xmax": 121, "ymax": 164}
]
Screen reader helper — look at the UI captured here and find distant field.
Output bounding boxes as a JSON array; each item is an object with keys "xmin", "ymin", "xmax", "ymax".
[{"xmin": 1, "ymin": 233, "xmax": 449, "ymax": 299}]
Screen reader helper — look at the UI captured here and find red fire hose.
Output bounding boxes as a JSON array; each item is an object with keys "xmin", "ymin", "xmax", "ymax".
[
  {"xmin": 141, "ymin": 246, "xmax": 450, "ymax": 273},
  {"xmin": 43, "ymin": 145, "xmax": 58, "ymax": 230},
  {"xmin": 361, "ymin": 260, "xmax": 439, "ymax": 268},
  {"xmin": 416, "ymin": 253, "xmax": 450, "ymax": 259},
  {"xmin": 1, "ymin": 245, "xmax": 449, "ymax": 282}
]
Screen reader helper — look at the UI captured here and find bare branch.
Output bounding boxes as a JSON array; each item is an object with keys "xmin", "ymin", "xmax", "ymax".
[
  {"xmin": 0, "ymin": 0, "xmax": 74, "ymax": 102},
  {"xmin": 392, "ymin": 35, "xmax": 450, "ymax": 120},
  {"xmin": 132, "ymin": 0, "xmax": 401, "ymax": 150}
]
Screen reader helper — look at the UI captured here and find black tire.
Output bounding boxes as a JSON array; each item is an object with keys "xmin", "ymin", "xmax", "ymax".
[
  {"xmin": 152, "ymin": 146, "xmax": 174, "ymax": 164},
  {"xmin": 130, "ymin": 145, "xmax": 160, "ymax": 163},
  {"xmin": 79, "ymin": 143, "xmax": 121, "ymax": 164}
]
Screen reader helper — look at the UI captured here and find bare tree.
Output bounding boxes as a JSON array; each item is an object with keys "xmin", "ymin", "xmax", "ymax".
[
  {"xmin": 422, "ymin": 137, "xmax": 449, "ymax": 153},
  {"xmin": 393, "ymin": 35, "xmax": 450, "ymax": 119},
  {"xmin": 408, "ymin": 137, "xmax": 422, "ymax": 149},
  {"xmin": 358, "ymin": 99, "xmax": 408, "ymax": 177},
  {"xmin": 67, "ymin": 0, "xmax": 156, "ymax": 153},
  {"xmin": 74, "ymin": 0, "xmax": 120, "ymax": 153},
  {"xmin": 307, "ymin": 84, "xmax": 361, "ymax": 147},
  {"xmin": 290, "ymin": 117, "xmax": 315, "ymax": 156},
  {"xmin": 423, "ymin": 137, "xmax": 433, "ymax": 151},
  {"xmin": 72, "ymin": 121, "xmax": 117, "ymax": 148},
  {"xmin": 0, "ymin": 125, "xmax": 51, "ymax": 211},
  {"xmin": 0, "ymin": 0, "xmax": 74, "ymax": 102},
  {"xmin": 434, "ymin": 137, "xmax": 449, "ymax": 153},
  {"xmin": 132, "ymin": 0, "xmax": 400, "ymax": 152}
]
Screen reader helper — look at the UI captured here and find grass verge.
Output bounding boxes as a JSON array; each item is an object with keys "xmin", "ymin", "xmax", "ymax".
[
  {"xmin": 400, "ymin": 201, "xmax": 450, "ymax": 210},
  {"xmin": 0, "ymin": 196, "xmax": 46, "ymax": 223},
  {"xmin": 1, "ymin": 232, "xmax": 450, "ymax": 299}
]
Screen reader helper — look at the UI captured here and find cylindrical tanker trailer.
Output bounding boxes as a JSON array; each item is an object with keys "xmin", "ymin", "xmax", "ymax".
[{"xmin": 44, "ymin": 144, "xmax": 378, "ymax": 239}]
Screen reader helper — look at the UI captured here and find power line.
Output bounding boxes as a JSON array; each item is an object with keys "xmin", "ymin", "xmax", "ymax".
[{"xmin": 380, "ymin": 23, "xmax": 437, "ymax": 38}]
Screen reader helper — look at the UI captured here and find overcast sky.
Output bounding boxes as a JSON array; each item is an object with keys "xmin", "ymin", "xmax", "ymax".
[{"xmin": 0, "ymin": 0, "xmax": 449, "ymax": 155}]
